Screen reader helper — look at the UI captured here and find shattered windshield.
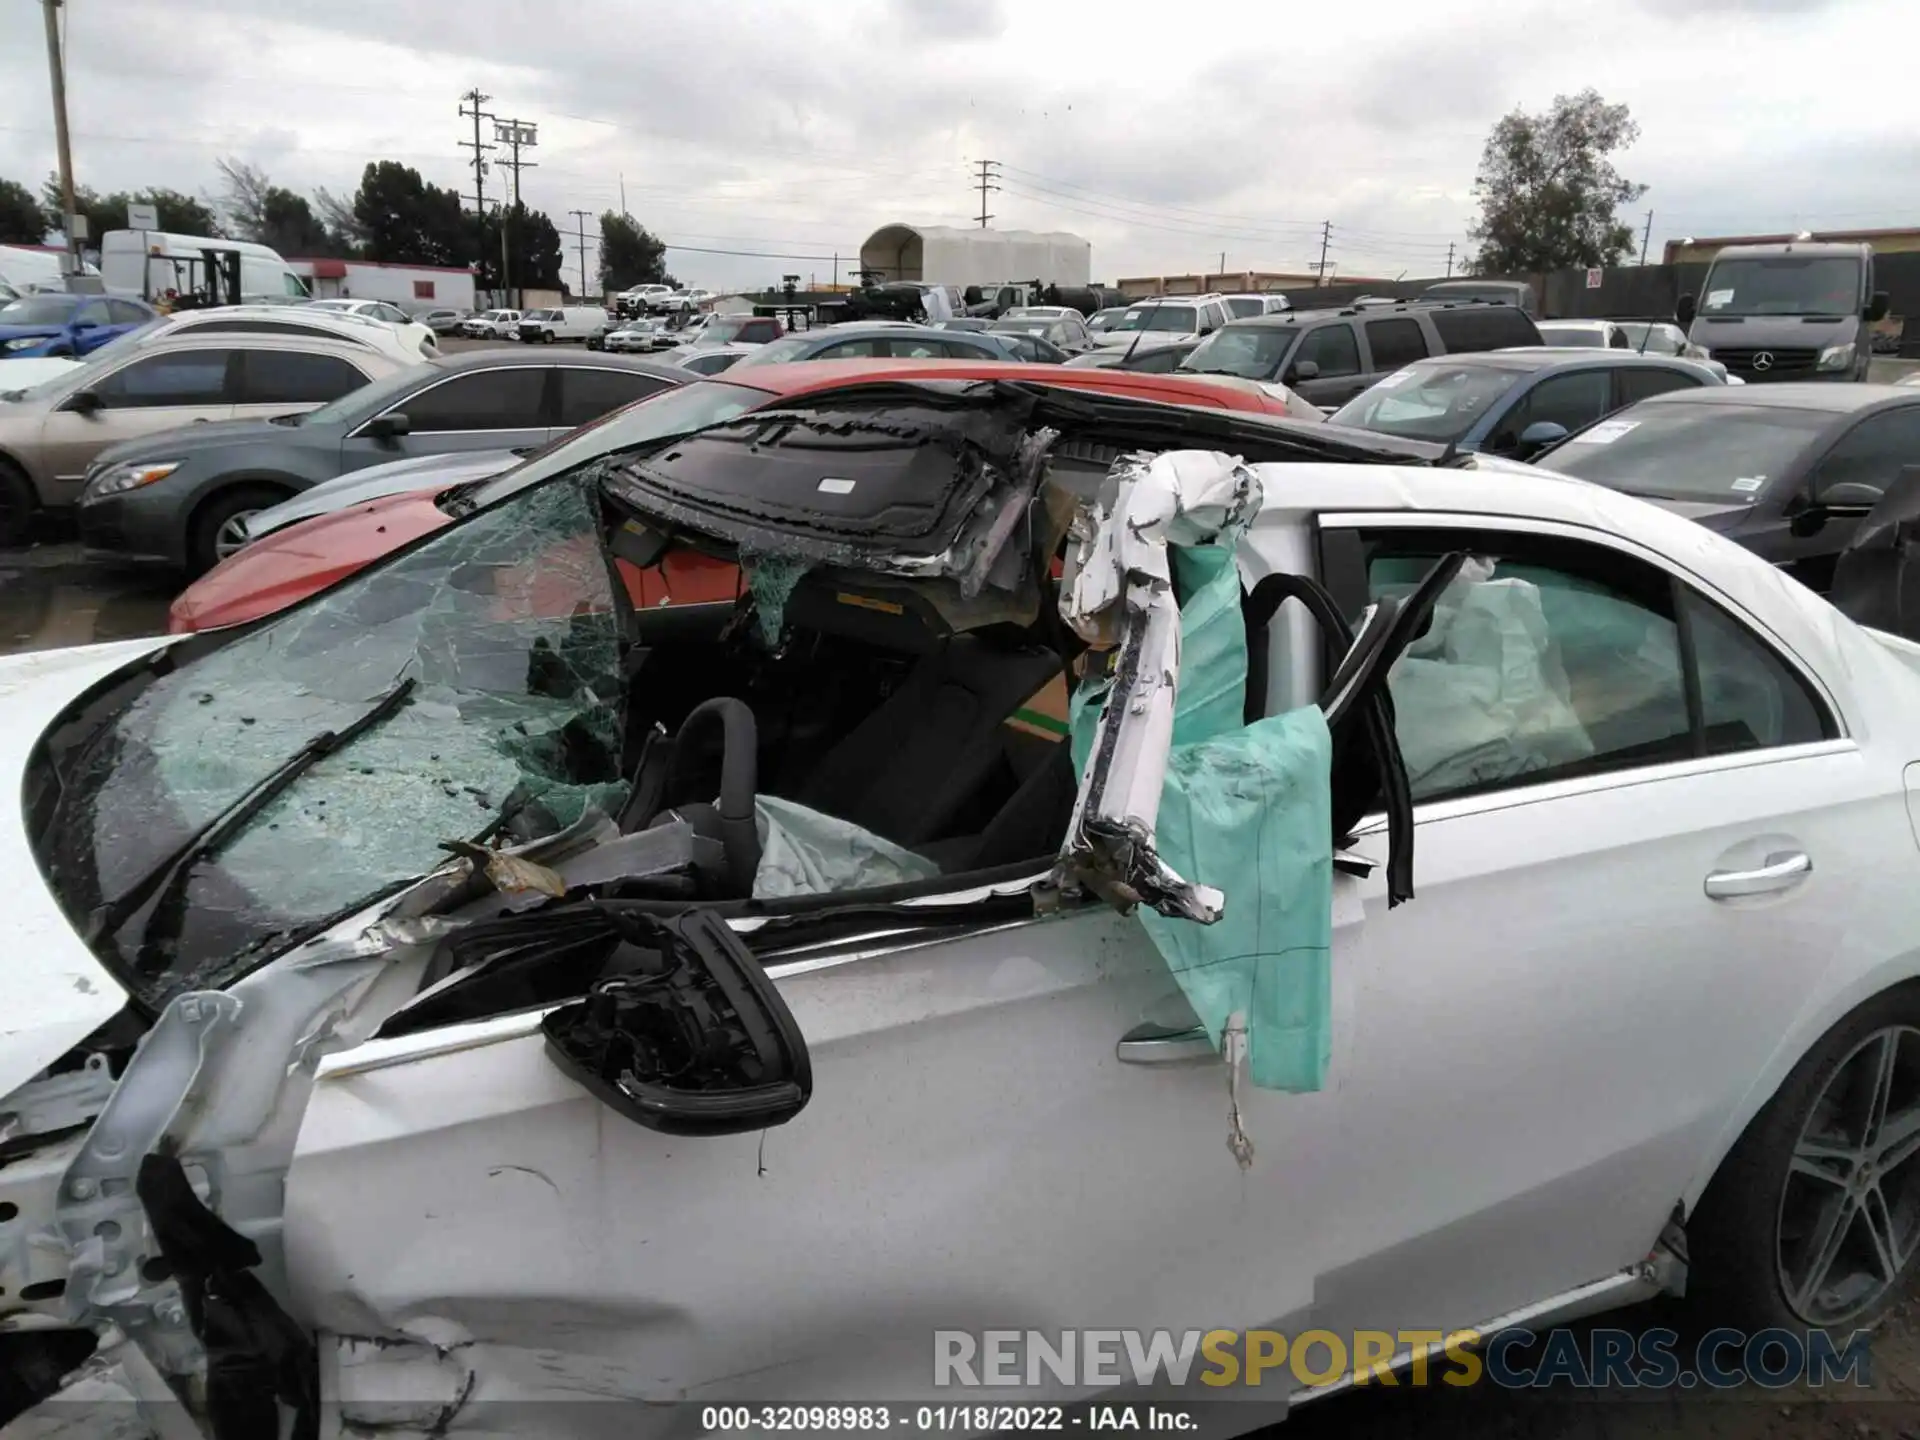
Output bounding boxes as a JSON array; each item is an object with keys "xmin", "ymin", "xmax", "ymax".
[
  {"xmin": 43, "ymin": 474, "xmax": 628, "ymax": 1000},
  {"xmin": 1328, "ymin": 363, "xmax": 1521, "ymax": 442}
]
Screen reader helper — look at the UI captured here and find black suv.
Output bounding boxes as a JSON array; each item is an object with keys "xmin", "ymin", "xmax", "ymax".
[{"xmin": 1179, "ymin": 300, "xmax": 1543, "ymax": 408}]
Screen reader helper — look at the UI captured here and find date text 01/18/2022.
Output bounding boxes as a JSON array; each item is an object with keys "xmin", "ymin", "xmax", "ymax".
[{"xmin": 699, "ymin": 1406, "xmax": 1200, "ymax": 1431}]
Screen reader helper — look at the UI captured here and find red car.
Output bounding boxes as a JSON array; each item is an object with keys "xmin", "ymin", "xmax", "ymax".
[{"xmin": 167, "ymin": 360, "xmax": 1314, "ymax": 634}]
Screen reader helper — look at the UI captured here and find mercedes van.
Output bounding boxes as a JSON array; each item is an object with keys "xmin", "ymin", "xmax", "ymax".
[{"xmin": 1678, "ymin": 240, "xmax": 1887, "ymax": 383}]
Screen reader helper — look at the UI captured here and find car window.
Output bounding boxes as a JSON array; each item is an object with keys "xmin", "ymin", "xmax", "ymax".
[
  {"xmin": 390, "ymin": 367, "xmax": 548, "ymax": 432},
  {"xmin": 889, "ymin": 337, "xmax": 945, "ymax": 359},
  {"xmin": 557, "ymin": 368, "xmax": 670, "ymax": 428},
  {"xmin": 813, "ymin": 338, "xmax": 885, "ymax": 360},
  {"xmin": 1680, "ymin": 588, "xmax": 1831, "ymax": 755},
  {"xmin": 1810, "ymin": 407, "xmax": 1920, "ymax": 498},
  {"xmin": 1223, "ymin": 297, "xmax": 1265, "ymax": 320},
  {"xmin": 1615, "ymin": 367, "xmax": 1704, "ymax": 406},
  {"xmin": 76, "ymin": 300, "xmax": 112, "ymax": 327},
  {"xmin": 237, "ymin": 349, "xmax": 367, "ymax": 405},
  {"xmin": 106, "ymin": 299, "xmax": 151, "ymax": 325},
  {"xmin": 1294, "ymin": 323, "xmax": 1360, "ymax": 378},
  {"xmin": 1431, "ymin": 307, "xmax": 1539, "ymax": 354},
  {"xmin": 90, "ymin": 349, "xmax": 234, "ymax": 408},
  {"xmin": 1342, "ymin": 528, "xmax": 1828, "ymax": 803},
  {"xmin": 1363, "ymin": 318, "xmax": 1429, "ymax": 372},
  {"xmin": 1491, "ymin": 370, "xmax": 1612, "ymax": 449},
  {"xmin": 741, "ymin": 320, "xmax": 779, "ymax": 343}
]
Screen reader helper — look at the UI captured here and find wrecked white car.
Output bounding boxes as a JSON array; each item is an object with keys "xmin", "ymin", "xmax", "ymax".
[{"xmin": 7, "ymin": 377, "xmax": 1920, "ymax": 1437}]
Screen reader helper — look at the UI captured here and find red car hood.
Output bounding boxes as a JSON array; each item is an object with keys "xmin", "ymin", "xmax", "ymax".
[{"xmin": 169, "ymin": 491, "xmax": 452, "ymax": 633}]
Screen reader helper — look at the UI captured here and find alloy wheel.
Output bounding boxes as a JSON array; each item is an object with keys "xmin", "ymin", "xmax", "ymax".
[
  {"xmin": 1777, "ymin": 1025, "xmax": 1920, "ymax": 1324},
  {"xmin": 212, "ymin": 511, "xmax": 262, "ymax": 562}
]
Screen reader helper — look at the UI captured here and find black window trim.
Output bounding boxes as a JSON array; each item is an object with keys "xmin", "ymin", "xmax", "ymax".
[
  {"xmin": 1311, "ymin": 512, "xmax": 1847, "ymax": 802},
  {"xmin": 354, "ymin": 364, "xmax": 554, "ymax": 437}
]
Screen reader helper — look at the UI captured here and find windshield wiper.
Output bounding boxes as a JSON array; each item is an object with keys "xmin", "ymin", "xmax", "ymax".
[{"xmin": 87, "ymin": 675, "xmax": 418, "ymax": 948}]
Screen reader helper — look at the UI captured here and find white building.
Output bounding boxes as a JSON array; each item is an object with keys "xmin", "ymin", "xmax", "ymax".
[
  {"xmin": 857, "ymin": 225, "xmax": 1091, "ymax": 290},
  {"xmin": 289, "ymin": 257, "xmax": 476, "ymax": 312}
]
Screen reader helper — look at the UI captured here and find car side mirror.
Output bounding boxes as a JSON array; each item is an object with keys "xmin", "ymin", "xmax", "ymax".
[
  {"xmin": 1675, "ymin": 294, "xmax": 1698, "ymax": 327},
  {"xmin": 61, "ymin": 389, "xmax": 102, "ymax": 416},
  {"xmin": 1819, "ymin": 480, "xmax": 1883, "ymax": 512},
  {"xmin": 540, "ymin": 910, "xmax": 812, "ymax": 1137},
  {"xmin": 1866, "ymin": 291, "xmax": 1890, "ymax": 323},
  {"xmin": 367, "ymin": 412, "xmax": 410, "ymax": 441},
  {"xmin": 1517, "ymin": 421, "xmax": 1570, "ymax": 456},
  {"xmin": 1288, "ymin": 359, "xmax": 1321, "ymax": 382}
]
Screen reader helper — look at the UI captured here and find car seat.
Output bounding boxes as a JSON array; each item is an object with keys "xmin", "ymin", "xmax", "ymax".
[{"xmin": 793, "ymin": 636, "xmax": 1063, "ymax": 847}]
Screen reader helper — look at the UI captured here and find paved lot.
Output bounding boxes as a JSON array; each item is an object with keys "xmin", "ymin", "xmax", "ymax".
[{"xmin": 7, "ymin": 356, "xmax": 1920, "ymax": 1438}]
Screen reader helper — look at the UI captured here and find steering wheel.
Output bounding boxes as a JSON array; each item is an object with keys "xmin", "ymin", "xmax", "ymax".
[{"xmin": 660, "ymin": 697, "xmax": 761, "ymax": 897}]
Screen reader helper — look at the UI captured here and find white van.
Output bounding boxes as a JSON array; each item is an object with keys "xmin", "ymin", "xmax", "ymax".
[
  {"xmin": 0, "ymin": 246, "xmax": 72, "ymax": 295},
  {"xmin": 99, "ymin": 230, "xmax": 309, "ymax": 305},
  {"xmin": 515, "ymin": 306, "xmax": 607, "ymax": 344}
]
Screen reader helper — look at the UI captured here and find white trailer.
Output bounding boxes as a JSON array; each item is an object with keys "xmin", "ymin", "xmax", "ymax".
[
  {"xmin": 289, "ymin": 258, "xmax": 477, "ymax": 313},
  {"xmin": 858, "ymin": 224, "xmax": 1091, "ymax": 290}
]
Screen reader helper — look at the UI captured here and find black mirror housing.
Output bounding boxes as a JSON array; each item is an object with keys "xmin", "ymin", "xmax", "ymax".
[
  {"xmin": 368, "ymin": 412, "xmax": 411, "ymax": 440},
  {"xmin": 62, "ymin": 389, "xmax": 102, "ymax": 416},
  {"xmin": 1820, "ymin": 480, "xmax": 1885, "ymax": 512},
  {"xmin": 542, "ymin": 909, "xmax": 812, "ymax": 1137},
  {"xmin": 1867, "ymin": 291, "xmax": 1890, "ymax": 323},
  {"xmin": 1288, "ymin": 359, "xmax": 1321, "ymax": 382},
  {"xmin": 1675, "ymin": 294, "xmax": 1698, "ymax": 327}
]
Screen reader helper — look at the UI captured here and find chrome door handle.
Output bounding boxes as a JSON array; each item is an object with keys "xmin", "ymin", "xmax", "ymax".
[
  {"xmin": 1704, "ymin": 851, "xmax": 1811, "ymax": 899},
  {"xmin": 1116, "ymin": 1022, "xmax": 1217, "ymax": 1065}
]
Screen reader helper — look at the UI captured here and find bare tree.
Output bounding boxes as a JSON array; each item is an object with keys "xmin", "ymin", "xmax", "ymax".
[{"xmin": 213, "ymin": 157, "xmax": 273, "ymax": 241}]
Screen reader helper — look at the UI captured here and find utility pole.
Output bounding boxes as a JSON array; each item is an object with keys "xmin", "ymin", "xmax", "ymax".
[
  {"xmin": 494, "ymin": 118, "xmax": 538, "ymax": 307},
  {"xmin": 1638, "ymin": 210, "xmax": 1654, "ymax": 267},
  {"xmin": 568, "ymin": 208, "xmax": 593, "ymax": 300},
  {"xmin": 458, "ymin": 90, "xmax": 494, "ymax": 300},
  {"xmin": 833, "ymin": 253, "xmax": 839, "ymax": 289},
  {"xmin": 1445, "ymin": 242, "xmax": 1455, "ymax": 278},
  {"xmin": 41, "ymin": 0, "xmax": 81, "ymax": 274},
  {"xmin": 973, "ymin": 159, "xmax": 1000, "ymax": 229},
  {"xmin": 1218, "ymin": 250, "xmax": 1225, "ymax": 282},
  {"xmin": 618, "ymin": 173, "xmax": 627, "ymax": 218},
  {"xmin": 1315, "ymin": 221, "xmax": 1332, "ymax": 286}
]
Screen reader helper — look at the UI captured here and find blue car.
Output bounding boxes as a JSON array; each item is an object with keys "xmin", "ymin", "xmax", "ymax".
[{"xmin": 0, "ymin": 293, "xmax": 158, "ymax": 360}]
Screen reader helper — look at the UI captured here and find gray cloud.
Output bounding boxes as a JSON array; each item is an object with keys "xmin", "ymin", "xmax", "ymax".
[{"xmin": 0, "ymin": 0, "xmax": 1907, "ymax": 291}]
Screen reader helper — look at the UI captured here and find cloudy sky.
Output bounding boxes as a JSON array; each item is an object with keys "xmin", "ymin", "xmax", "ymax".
[{"xmin": 1, "ymin": 0, "xmax": 1911, "ymax": 292}]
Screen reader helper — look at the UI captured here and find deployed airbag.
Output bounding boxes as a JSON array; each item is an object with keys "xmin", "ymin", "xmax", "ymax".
[
  {"xmin": 1064, "ymin": 455, "xmax": 1335, "ymax": 1093},
  {"xmin": 752, "ymin": 794, "xmax": 940, "ymax": 899}
]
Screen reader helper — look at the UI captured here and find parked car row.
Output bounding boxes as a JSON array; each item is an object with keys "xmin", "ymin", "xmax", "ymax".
[{"xmin": 15, "ymin": 342, "xmax": 1920, "ymax": 1438}]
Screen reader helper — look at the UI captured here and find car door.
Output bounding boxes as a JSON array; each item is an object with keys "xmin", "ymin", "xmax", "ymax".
[
  {"xmin": 1763, "ymin": 405, "xmax": 1920, "ymax": 593},
  {"xmin": 1306, "ymin": 514, "xmax": 1892, "ymax": 1342},
  {"xmin": 35, "ymin": 346, "xmax": 239, "ymax": 497},
  {"xmin": 1284, "ymin": 322, "xmax": 1368, "ymax": 406},
  {"xmin": 338, "ymin": 365, "xmax": 554, "ymax": 472},
  {"xmin": 68, "ymin": 298, "xmax": 116, "ymax": 355},
  {"xmin": 230, "ymin": 347, "xmax": 373, "ymax": 422}
]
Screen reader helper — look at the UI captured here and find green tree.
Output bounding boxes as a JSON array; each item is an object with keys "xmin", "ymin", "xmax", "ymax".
[
  {"xmin": 41, "ymin": 177, "xmax": 223, "ymax": 241},
  {"xmin": 477, "ymin": 203, "xmax": 567, "ymax": 296},
  {"xmin": 1468, "ymin": 89, "xmax": 1646, "ymax": 275},
  {"xmin": 214, "ymin": 157, "xmax": 344, "ymax": 257},
  {"xmin": 0, "ymin": 178, "xmax": 45, "ymax": 243},
  {"xmin": 597, "ymin": 210, "xmax": 671, "ymax": 293},
  {"xmin": 351, "ymin": 161, "xmax": 471, "ymax": 268}
]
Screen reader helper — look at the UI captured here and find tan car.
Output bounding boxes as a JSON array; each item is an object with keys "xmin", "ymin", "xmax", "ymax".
[{"xmin": 0, "ymin": 332, "xmax": 412, "ymax": 546}]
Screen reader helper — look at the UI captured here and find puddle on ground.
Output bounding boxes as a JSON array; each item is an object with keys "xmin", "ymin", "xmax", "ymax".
[{"xmin": 0, "ymin": 541, "xmax": 174, "ymax": 656}]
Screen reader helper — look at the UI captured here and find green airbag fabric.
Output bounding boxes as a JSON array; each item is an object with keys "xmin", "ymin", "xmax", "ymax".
[{"xmin": 1071, "ymin": 543, "xmax": 1335, "ymax": 1091}]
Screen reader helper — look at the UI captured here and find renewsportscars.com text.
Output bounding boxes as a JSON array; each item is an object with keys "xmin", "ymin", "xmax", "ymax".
[{"xmin": 933, "ymin": 1326, "xmax": 1873, "ymax": 1391}]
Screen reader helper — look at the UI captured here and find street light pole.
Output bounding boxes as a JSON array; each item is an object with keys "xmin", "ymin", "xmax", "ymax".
[{"xmin": 41, "ymin": 0, "xmax": 81, "ymax": 274}]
